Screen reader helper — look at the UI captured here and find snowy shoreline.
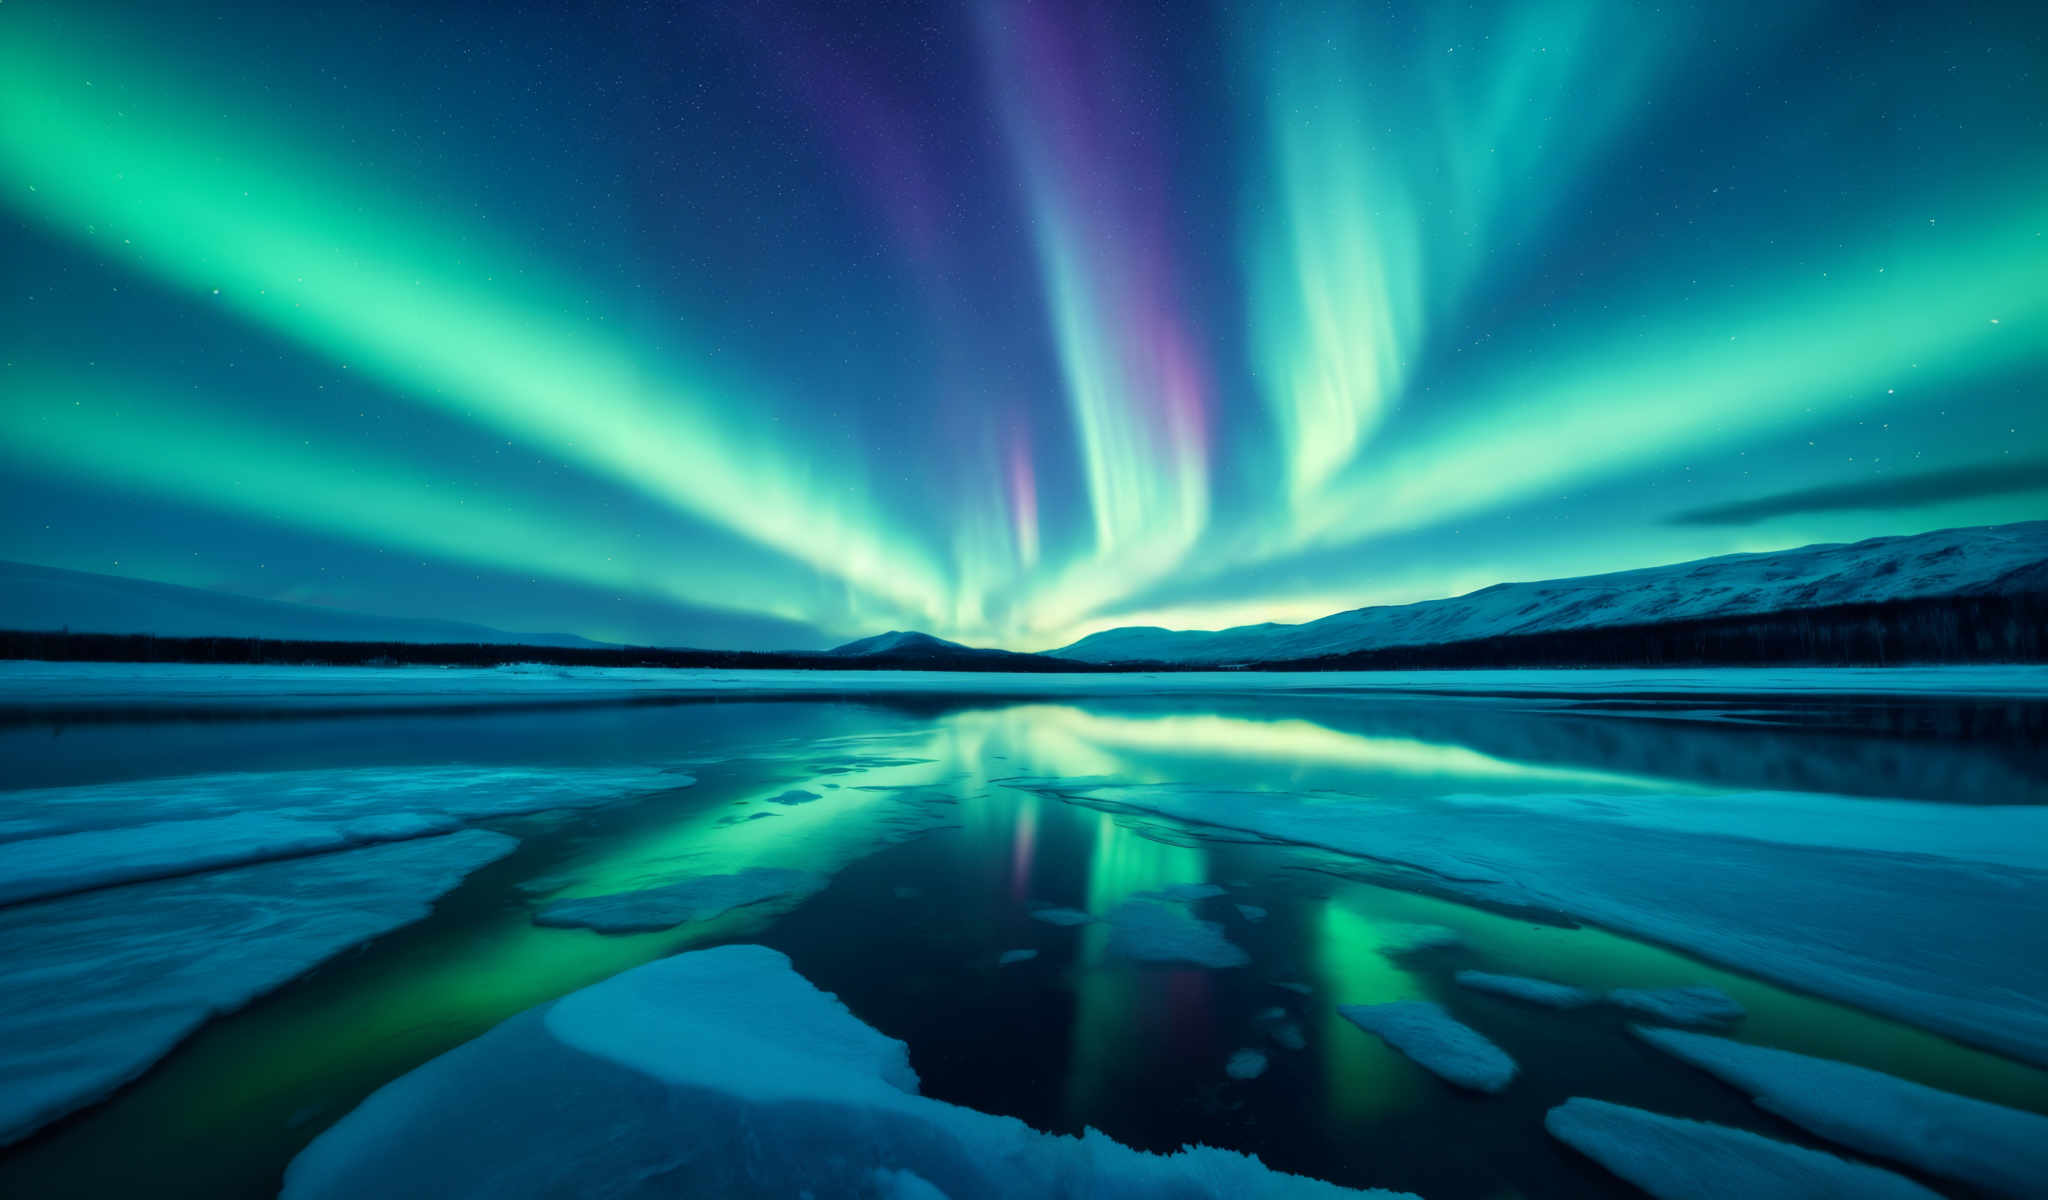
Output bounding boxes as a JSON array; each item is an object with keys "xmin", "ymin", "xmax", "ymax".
[{"xmin": 2, "ymin": 660, "xmax": 2044, "ymax": 716}]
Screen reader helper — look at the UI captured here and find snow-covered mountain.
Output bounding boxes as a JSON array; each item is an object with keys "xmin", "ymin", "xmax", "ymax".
[
  {"xmin": 0, "ymin": 561, "xmax": 609, "ymax": 649},
  {"xmin": 1056, "ymin": 522, "xmax": 2048, "ymax": 665}
]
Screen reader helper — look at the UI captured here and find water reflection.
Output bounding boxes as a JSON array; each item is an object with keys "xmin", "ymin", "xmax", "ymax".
[{"xmin": 2, "ymin": 686, "xmax": 2045, "ymax": 1200}]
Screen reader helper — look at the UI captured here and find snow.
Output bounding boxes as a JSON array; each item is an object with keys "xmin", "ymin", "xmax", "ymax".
[
  {"xmin": 1337, "ymin": 1002, "xmax": 1517, "ymax": 1093},
  {"xmin": 1609, "ymin": 986, "xmax": 1746, "ymax": 1028},
  {"xmin": 1105, "ymin": 899, "xmax": 1250, "ymax": 968},
  {"xmin": 5, "ymin": 661, "xmax": 2045, "ymax": 720},
  {"xmin": 532, "ymin": 868, "xmax": 824, "ymax": 934},
  {"xmin": 1056, "ymin": 521, "xmax": 2048, "ymax": 664},
  {"xmin": 1227, "ymin": 1049, "xmax": 1270, "ymax": 1080},
  {"xmin": 0, "ymin": 811, "xmax": 448, "ymax": 906},
  {"xmin": 0, "ymin": 765, "xmax": 673, "ymax": 915},
  {"xmin": 1544, "ymin": 1097, "xmax": 1943, "ymax": 1200},
  {"xmin": 0, "ymin": 829, "xmax": 515, "ymax": 1146},
  {"xmin": 1004, "ymin": 778, "xmax": 2048, "ymax": 1067},
  {"xmin": 1029, "ymin": 906, "xmax": 1094, "ymax": 926},
  {"xmin": 281, "ymin": 944, "xmax": 1413, "ymax": 1199},
  {"xmin": 0, "ymin": 764, "xmax": 679, "ymax": 846},
  {"xmin": 998, "ymin": 949, "xmax": 1039, "ymax": 967},
  {"xmin": 1633, "ymin": 1026, "xmax": 2048, "ymax": 1199},
  {"xmin": 1454, "ymin": 971, "xmax": 1596, "ymax": 1009}
]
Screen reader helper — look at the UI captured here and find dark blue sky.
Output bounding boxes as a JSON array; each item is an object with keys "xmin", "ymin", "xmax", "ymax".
[{"xmin": 3, "ymin": 0, "xmax": 2043, "ymax": 648}]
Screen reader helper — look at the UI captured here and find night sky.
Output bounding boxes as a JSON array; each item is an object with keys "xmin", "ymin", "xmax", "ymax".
[{"xmin": 3, "ymin": 1, "xmax": 2044, "ymax": 650}]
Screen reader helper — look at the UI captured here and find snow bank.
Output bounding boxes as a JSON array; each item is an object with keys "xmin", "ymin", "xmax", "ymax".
[
  {"xmin": 1633, "ymin": 1026, "xmax": 2048, "ymax": 1199},
  {"xmin": 0, "ymin": 830, "xmax": 515, "ymax": 1145},
  {"xmin": 281, "ymin": 945, "xmax": 1411, "ymax": 1199},
  {"xmin": 1609, "ymin": 986, "xmax": 1745, "ymax": 1028},
  {"xmin": 1105, "ymin": 899, "xmax": 1250, "ymax": 968},
  {"xmin": 1453, "ymin": 970, "xmax": 1595, "ymax": 1008},
  {"xmin": 1545, "ymin": 1097, "xmax": 1941, "ymax": 1200},
  {"xmin": 532, "ymin": 868, "xmax": 824, "ymax": 934},
  {"xmin": 7, "ymin": 660, "xmax": 2045, "ymax": 718},
  {"xmin": 1337, "ymin": 1002, "xmax": 1516, "ymax": 1093}
]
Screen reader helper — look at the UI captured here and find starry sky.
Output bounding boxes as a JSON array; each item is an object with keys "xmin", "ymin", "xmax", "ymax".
[{"xmin": 3, "ymin": 0, "xmax": 2044, "ymax": 651}]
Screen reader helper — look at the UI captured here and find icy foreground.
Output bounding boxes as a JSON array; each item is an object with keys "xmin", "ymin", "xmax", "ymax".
[
  {"xmin": 0, "ymin": 764, "xmax": 680, "ymax": 842},
  {"xmin": 1608, "ymin": 986, "xmax": 1745, "ymax": 1028},
  {"xmin": 283, "ymin": 945, "xmax": 1411, "ymax": 1199},
  {"xmin": 1453, "ymin": 971, "xmax": 1595, "ymax": 1009},
  {"xmin": 1008, "ymin": 779, "xmax": 2048, "ymax": 1066},
  {"xmin": 1545, "ymin": 1098, "xmax": 1941, "ymax": 1200},
  {"xmin": 0, "ymin": 830, "xmax": 515, "ymax": 1145},
  {"xmin": 1634, "ymin": 1026, "xmax": 2048, "ymax": 1199},
  {"xmin": 534, "ymin": 868, "xmax": 824, "ymax": 933},
  {"xmin": 1105, "ymin": 898, "xmax": 1250, "ymax": 968},
  {"xmin": 1337, "ymin": 1003, "xmax": 1516, "ymax": 1093}
]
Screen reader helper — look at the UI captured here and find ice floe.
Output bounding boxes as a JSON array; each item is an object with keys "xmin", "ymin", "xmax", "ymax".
[
  {"xmin": 0, "ymin": 811, "xmax": 455, "ymax": 906},
  {"xmin": 532, "ymin": 868, "xmax": 823, "ymax": 934},
  {"xmin": 1029, "ymin": 906, "xmax": 1094, "ymax": 926},
  {"xmin": 1633, "ymin": 1026, "xmax": 2048, "ymax": 1199},
  {"xmin": 281, "ymin": 945, "xmax": 1412, "ymax": 1199},
  {"xmin": 1545, "ymin": 1097, "xmax": 1942, "ymax": 1200},
  {"xmin": 1137, "ymin": 883, "xmax": 1227, "ymax": 903},
  {"xmin": 1227, "ymin": 1049, "xmax": 1270, "ymax": 1080},
  {"xmin": 1453, "ymin": 971, "xmax": 1595, "ymax": 1009},
  {"xmin": 1002, "ymin": 778, "xmax": 2048, "ymax": 1066},
  {"xmin": 1609, "ymin": 986, "xmax": 1745, "ymax": 1028},
  {"xmin": 1104, "ymin": 899, "xmax": 1250, "ymax": 968},
  {"xmin": 998, "ymin": 949, "xmax": 1039, "ymax": 967},
  {"xmin": 1236, "ymin": 904, "xmax": 1268, "ymax": 922},
  {"xmin": 1337, "ymin": 1002, "xmax": 1516, "ymax": 1093},
  {"xmin": 0, "ymin": 829, "xmax": 515, "ymax": 1145}
]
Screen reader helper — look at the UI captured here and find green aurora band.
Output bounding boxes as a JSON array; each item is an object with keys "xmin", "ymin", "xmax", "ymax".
[{"xmin": 2, "ymin": 3, "xmax": 2042, "ymax": 648}]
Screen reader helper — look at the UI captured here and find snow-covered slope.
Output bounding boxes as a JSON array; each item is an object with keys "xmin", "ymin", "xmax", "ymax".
[
  {"xmin": 1057, "ymin": 522, "xmax": 2048, "ymax": 664},
  {"xmin": 0, "ymin": 561, "xmax": 607, "ymax": 648}
]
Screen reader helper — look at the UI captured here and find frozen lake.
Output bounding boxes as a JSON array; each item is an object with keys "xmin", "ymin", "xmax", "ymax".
[{"xmin": 1, "ymin": 665, "xmax": 2045, "ymax": 1198}]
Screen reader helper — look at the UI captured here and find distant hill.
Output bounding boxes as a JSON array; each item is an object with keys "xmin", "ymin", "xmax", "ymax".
[
  {"xmin": 0, "ymin": 561, "xmax": 610, "ymax": 650},
  {"xmin": 828, "ymin": 630, "xmax": 973, "ymax": 657},
  {"xmin": 828, "ymin": 629, "xmax": 1069, "ymax": 669},
  {"xmin": 1057, "ymin": 522, "xmax": 2048, "ymax": 666}
]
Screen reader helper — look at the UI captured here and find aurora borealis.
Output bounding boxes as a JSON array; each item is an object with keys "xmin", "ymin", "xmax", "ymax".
[{"xmin": 3, "ymin": 1, "xmax": 2043, "ymax": 650}]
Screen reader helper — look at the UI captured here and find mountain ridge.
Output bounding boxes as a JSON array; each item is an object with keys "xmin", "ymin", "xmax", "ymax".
[
  {"xmin": 0, "ymin": 561, "xmax": 611, "ymax": 650},
  {"xmin": 1055, "ymin": 521, "xmax": 2048, "ymax": 664}
]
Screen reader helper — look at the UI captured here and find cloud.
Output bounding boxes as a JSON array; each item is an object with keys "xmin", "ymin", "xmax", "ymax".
[{"xmin": 1668, "ymin": 458, "xmax": 2048, "ymax": 525}]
